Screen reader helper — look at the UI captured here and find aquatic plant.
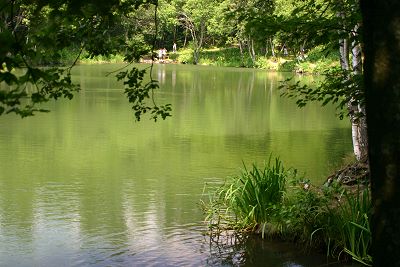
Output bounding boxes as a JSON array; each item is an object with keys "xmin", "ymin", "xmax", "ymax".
[
  {"xmin": 286, "ymin": 182, "xmax": 372, "ymax": 265},
  {"xmin": 202, "ymin": 157, "xmax": 372, "ymax": 266},
  {"xmin": 202, "ymin": 156, "xmax": 289, "ymax": 238},
  {"xmin": 323, "ymin": 187, "xmax": 372, "ymax": 266}
]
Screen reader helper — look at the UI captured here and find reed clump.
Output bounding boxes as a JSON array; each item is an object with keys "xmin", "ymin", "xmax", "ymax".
[{"xmin": 201, "ymin": 156, "xmax": 372, "ymax": 266}]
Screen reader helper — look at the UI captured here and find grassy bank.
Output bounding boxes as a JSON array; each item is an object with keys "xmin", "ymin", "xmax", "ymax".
[
  {"xmin": 78, "ymin": 52, "xmax": 125, "ymax": 64},
  {"xmin": 48, "ymin": 48, "xmax": 126, "ymax": 66},
  {"xmin": 201, "ymin": 156, "xmax": 372, "ymax": 266},
  {"xmin": 171, "ymin": 46, "xmax": 339, "ymax": 74},
  {"xmin": 55, "ymin": 46, "xmax": 338, "ymax": 74}
]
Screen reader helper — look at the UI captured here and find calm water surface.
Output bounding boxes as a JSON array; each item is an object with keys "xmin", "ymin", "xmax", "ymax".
[{"xmin": 0, "ymin": 64, "xmax": 353, "ymax": 266}]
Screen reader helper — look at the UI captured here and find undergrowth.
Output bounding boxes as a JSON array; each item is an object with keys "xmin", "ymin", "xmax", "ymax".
[
  {"xmin": 174, "ymin": 46, "xmax": 339, "ymax": 74},
  {"xmin": 201, "ymin": 156, "xmax": 372, "ymax": 266}
]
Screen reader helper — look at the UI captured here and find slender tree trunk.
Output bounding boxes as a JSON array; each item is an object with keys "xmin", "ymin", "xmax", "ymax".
[
  {"xmin": 270, "ymin": 38, "xmax": 275, "ymax": 57},
  {"xmin": 339, "ymin": 38, "xmax": 350, "ymax": 70},
  {"xmin": 173, "ymin": 25, "xmax": 177, "ymax": 43},
  {"xmin": 183, "ymin": 28, "xmax": 188, "ymax": 47},
  {"xmin": 338, "ymin": 14, "xmax": 367, "ymax": 161},
  {"xmin": 190, "ymin": 31, "xmax": 199, "ymax": 65},
  {"xmin": 239, "ymin": 39, "xmax": 244, "ymax": 66},
  {"xmin": 192, "ymin": 33, "xmax": 199, "ymax": 65},
  {"xmin": 361, "ymin": 1, "xmax": 400, "ymax": 266},
  {"xmin": 247, "ymin": 36, "xmax": 256, "ymax": 66},
  {"xmin": 187, "ymin": 20, "xmax": 205, "ymax": 65},
  {"xmin": 251, "ymin": 39, "xmax": 255, "ymax": 61},
  {"xmin": 299, "ymin": 40, "xmax": 306, "ymax": 60},
  {"xmin": 338, "ymin": 2, "xmax": 350, "ymax": 70},
  {"xmin": 193, "ymin": 49, "xmax": 199, "ymax": 64},
  {"xmin": 348, "ymin": 24, "xmax": 368, "ymax": 161},
  {"xmin": 348, "ymin": 101, "xmax": 368, "ymax": 161}
]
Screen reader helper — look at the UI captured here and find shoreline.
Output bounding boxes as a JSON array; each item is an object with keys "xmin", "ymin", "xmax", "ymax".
[{"xmin": 72, "ymin": 46, "xmax": 339, "ymax": 75}]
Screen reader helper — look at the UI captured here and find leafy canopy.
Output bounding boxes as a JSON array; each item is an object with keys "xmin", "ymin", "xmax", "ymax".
[{"xmin": 0, "ymin": 0, "xmax": 171, "ymax": 120}]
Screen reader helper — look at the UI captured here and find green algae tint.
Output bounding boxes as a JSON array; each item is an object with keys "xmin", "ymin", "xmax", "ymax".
[{"xmin": 0, "ymin": 64, "xmax": 353, "ymax": 266}]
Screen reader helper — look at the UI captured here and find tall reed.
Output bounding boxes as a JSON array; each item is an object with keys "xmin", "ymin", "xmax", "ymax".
[
  {"xmin": 203, "ymin": 157, "xmax": 288, "ymax": 237},
  {"xmin": 201, "ymin": 158, "xmax": 372, "ymax": 266},
  {"xmin": 322, "ymin": 187, "xmax": 372, "ymax": 266}
]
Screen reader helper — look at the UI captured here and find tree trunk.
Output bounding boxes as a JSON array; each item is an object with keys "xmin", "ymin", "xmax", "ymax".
[
  {"xmin": 299, "ymin": 40, "xmax": 306, "ymax": 60},
  {"xmin": 339, "ymin": 21, "xmax": 368, "ymax": 161},
  {"xmin": 187, "ymin": 20, "xmax": 205, "ymax": 65},
  {"xmin": 270, "ymin": 38, "xmax": 275, "ymax": 57},
  {"xmin": 339, "ymin": 38, "xmax": 350, "ymax": 70},
  {"xmin": 349, "ymin": 28, "xmax": 368, "ymax": 161},
  {"xmin": 173, "ymin": 25, "xmax": 177, "ymax": 43},
  {"xmin": 348, "ymin": 102, "xmax": 368, "ymax": 161},
  {"xmin": 192, "ymin": 35, "xmax": 199, "ymax": 65},
  {"xmin": 361, "ymin": 1, "xmax": 400, "ymax": 266},
  {"xmin": 188, "ymin": 27, "xmax": 199, "ymax": 64},
  {"xmin": 337, "ymin": 3, "xmax": 365, "ymax": 161},
  {"xmin": 247, "ymin": 36, "xmax": 256, "ymax": 66},
  {"xmin": 351, "ymin": 26, "xmax": 362, "ymax": 74},
  {"xmin": 183, "ymin": 28, "xmax": 188, "ymax": 47},
  {"xmin": 193, "ymin": 49, "xmax": 199, "ymax": 64},
  {"xmin": 251, "ymin": 39, "xmax": 256, "ymax": 61},
  {"xmin": 239, "ymin": 39, "xmax": 244, "ymax": 66},
  {"xmin": 338, "ymin": 1, "xmax": 350, "ymax": 70}
]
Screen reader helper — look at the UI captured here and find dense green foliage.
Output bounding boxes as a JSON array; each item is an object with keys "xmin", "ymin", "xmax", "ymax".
[
  {"xmin": 172, "ymin": 46, "xmax": 338, "ymax": 72},
  {"xmin": 3, "ymin": 0, "xmax": 399, "ymax": 265},
  {"xmin": 0, "ymin": 0, "xmax": 170, "ymax": 120},
  {"xmin": 1, "ymin": 0, "xmax": 363, "ymax": 122},
  {"xmin": 155, "ymin": 0, "xmax": 365, "ymax": 141},
  {"xmin": 202, "ymin": 158, "xmax": 372, "ymax": 265}
]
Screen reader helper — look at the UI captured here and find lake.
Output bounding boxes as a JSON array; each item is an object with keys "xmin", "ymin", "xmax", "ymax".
[{"xmin": 0, "ymin": 63, "xmax": 353, "ymax": 266}]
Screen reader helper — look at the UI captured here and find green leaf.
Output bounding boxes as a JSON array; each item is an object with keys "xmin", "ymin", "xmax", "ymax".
[{"xmin": 0, "ymin": 72, "xmax": 19, "ymax": 85}]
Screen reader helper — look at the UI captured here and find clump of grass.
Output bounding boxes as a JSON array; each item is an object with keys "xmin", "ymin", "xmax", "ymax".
[
  {"xmin": 168, "ymin": 52, "xmax": 179, "ymax": 61},
  {"xmin": 272, "ymin": 183, "xmax": 328, "ymax": 242},
  {"xmin": 202, "ymin": 156, "xmax": 291, "ymax": 238},
  {"xmin": 201, "ymin": 156, "xmax": 372, "ymax": 266},
  {"xmin": 322, "ymin": 187, "xmax": 372, "ymax": 265},
  {"xmin": 284, "ymin": 183, "xmax": 372, "ymax": 265}
]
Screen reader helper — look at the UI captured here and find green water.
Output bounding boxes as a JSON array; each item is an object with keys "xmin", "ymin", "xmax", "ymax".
[{"xmin": 0, "ymin": 64, "xmax": 352, "ymax": 266}]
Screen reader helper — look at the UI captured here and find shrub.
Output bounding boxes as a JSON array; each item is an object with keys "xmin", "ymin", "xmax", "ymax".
[{"xmin": 175, "ymin": 48, "xmax": 194, "ymax": 64}]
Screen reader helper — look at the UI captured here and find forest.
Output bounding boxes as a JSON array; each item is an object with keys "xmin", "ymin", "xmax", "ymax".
[{"xmin": 1, "ymin": 0, "xmax": 400, "ymax": 266}]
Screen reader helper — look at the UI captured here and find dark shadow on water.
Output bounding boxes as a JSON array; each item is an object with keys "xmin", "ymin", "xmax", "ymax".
[{"xmin": 204, "ymin": 231, "xmax": 361, "ymax": 267}]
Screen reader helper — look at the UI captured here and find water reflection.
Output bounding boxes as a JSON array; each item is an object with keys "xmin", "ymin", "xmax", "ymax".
[
  {"xmin": 205, "ymin": 231, "xmax": 355, "ymax": 267},
  {"xmin": 157, "ymin": 64, "xmax": 167, "ymax": 85},
  {"xmin": 0, "ymin": 64, "xmax": 352, "ymax": 266}
]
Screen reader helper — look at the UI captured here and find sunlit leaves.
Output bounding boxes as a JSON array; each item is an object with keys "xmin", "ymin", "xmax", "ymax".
[
  {"xmin": 124, "ymin": 35, "xmax": 152, "ymax": 62},
  {"xmin": 0, "ymin": 66, "xmax": 79, "ymax": 117},
  {"xmin": 0, "ymin": 72, "xmax": 18, "ymax": 85},
  {"xmin": 117, "ymin": 67, "xmax": 171, "ymax": 121},
  {"xmin": 280, "ymin": 67, "xmax": 364, "ymax": 120},
  {"xmin": 1, "ymin": 0, "xmax": 171, "ymax": 121}
]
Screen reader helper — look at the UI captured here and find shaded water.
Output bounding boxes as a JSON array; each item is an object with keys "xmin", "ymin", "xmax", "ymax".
[{"xmin": 0, "ymin": 64, "xmax": 353, "ymax": 266}]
